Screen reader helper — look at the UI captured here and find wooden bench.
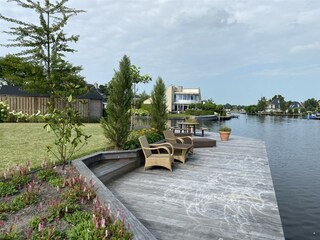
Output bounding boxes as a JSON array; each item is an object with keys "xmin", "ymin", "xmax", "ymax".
[
  {"xmin": 195, "ymin": 127, "xmax": 208, "ymax": 137},
  {"xmin": 169, "ymin": 127, "xmax": 189, "ymax": 133}
]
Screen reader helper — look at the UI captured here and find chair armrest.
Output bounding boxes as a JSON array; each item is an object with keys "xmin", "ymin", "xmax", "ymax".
[
  {"xmin": 150, "ymin": 142, "xmax": 174, "ymax": 152},
  {"xmin": 143, "ymin": 146, "xmax": 173, "ymax": 156},
  {"xmin": 175, "ymin": 137, "xmax": 185, "ymax": 143},
  {"xmin": 179, "ymin": 136, "xmax": 193, "ymax": 144}
]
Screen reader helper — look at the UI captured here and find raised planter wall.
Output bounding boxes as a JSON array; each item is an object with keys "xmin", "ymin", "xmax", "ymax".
[{"xmin": 73, "ymin": 148, "xmax": 156, "ymax": 240}]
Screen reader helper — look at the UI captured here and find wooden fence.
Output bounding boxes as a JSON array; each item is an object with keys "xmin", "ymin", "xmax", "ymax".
[{"xmin": 0, "ymin": 96, "xmax": 89, "ymax": 118}]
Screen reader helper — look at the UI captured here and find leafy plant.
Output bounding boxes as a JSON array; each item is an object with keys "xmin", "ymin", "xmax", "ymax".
[
  {"xmin": 47, "ymin": 199, "xmax": 80, "ymax": 222},
  {"xmin": 219, "ymin": 126, "xmax": 232, "ymax": 132},
  {"xmin": 45, "ymin": 89, "xmax": 91, "ymax": 169},
  {"xmin": 66, "ymin": 198, "xmax": 132, "ymax": 240},
  {"xmin": 0, "ymin": 163, "xmax": 32, "ymax": 197},
  {"xmin": 0, "ymin": 182, "xmax": 18, "ymax": 198},
  {"xmin": 0, "ymin": 101, "xmax": 9, "ymax": 122},
  {"xmin": 124, "ymin": 128, "xmax": 163, "ymax": 150},
  {"xmin": 64, "ymin": 211, "xmax": 91, "ymax": 225},
  {"xmin": 29, "ymin": 216, "xmax": 45, "ymax": 230},
  {"xmin": 36, "ymin": 168, "xmax": 57, "ymax": 182},
  {"xmin": 0, "ymin": 191, "xmax": 39, "ymax": 214},
  {"xmin": 28, "ymin": 226, "xmax": 64, "ymax": 240},
  {"xmin": 0, "ymin": 224, "xmax": 18, "ymax": 240},
  {"xmin": 47, "ymin": 177, "xmax": 64, "ymax": 188}
]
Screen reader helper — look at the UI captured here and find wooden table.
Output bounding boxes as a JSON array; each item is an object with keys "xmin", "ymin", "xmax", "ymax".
[{"xmin": 177, "ymin": 122, "xmax": 199, "ymax": 136}]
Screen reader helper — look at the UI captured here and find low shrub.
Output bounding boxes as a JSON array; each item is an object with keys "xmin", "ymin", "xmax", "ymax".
[
  {"xmin": 0, "ymin": 101, "xmax": 9, "ymax": 123},
  {"xmin": 0, "ymin": 162, "xmax": 32, "ymax": 197},
  {"xmin": 132, "ymin": 108, "xmax": 149, "ymax": 116},
  {"xmin": 66, "ymin": 198, "xmax": 132, "ymax": 240},
  {"xmin": 124, "ymin": 128, "xmax": 163, "ymax": 150},
  {"xmin": 36, "ymin": 168, "xmax": 58, "ymax": 182}
]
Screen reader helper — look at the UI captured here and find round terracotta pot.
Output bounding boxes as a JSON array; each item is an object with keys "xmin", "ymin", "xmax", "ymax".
[{"xmin": 219, "ymin": 131, "xmax": 231, "ymax": 141}]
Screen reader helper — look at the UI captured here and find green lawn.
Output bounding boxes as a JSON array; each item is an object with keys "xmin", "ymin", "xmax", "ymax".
[{"xmin": 0, "ymin": 123, "xmax": 109, "ymax": 173}]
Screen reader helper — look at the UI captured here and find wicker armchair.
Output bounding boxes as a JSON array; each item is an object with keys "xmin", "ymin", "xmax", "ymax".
[
  {"xmin": 139, "ymin": 135, "xmax": 174, "ymax": 171},
  {"xmin": 163, "ymin": 130, "xmax": 193, "ymax": 154}
]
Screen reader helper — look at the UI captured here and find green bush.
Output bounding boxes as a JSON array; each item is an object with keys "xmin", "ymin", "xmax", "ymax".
[
  {"xmin": 124, "ymin": 128, "xmax": 163, "ymax": 150},
  {"xmin": 132, "ymin": 108, "xmax": 149, "ymax": 116},
  {"xmin": 140, "ymin": 104, "xmax": 152, "ymax": 113},
  {"xmin": 0, "ymin": 181, "xmax": 18, "ymax": 197},
  {"xmin": 36, "ymin": 168, "xmax": 58, "ymax": 182},
  {"xmin": 0, "ymin": 191, "xmax": 39, "ymax": 214},
  {"xmin": 0, "ymin": 101, "xmax": 9, "ymax": 122}
]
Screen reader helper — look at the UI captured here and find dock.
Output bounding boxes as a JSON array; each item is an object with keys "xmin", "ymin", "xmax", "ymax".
[{"xmin": 106, "ymin": 133, "xmax": 284, "ymax": 240}]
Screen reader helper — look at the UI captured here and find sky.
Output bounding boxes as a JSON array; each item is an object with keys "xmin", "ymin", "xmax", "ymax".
[{"xmin": 1, "ymin": 0, "xmax": 320, "ymax": 105}]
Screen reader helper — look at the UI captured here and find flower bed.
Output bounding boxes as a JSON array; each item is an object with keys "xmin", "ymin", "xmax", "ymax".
[{"xmin": 0, "ymin": 161, "xmax": 132, "ymax": 239}]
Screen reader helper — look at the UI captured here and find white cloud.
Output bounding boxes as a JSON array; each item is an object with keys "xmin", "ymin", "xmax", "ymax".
[{"xmin": 289, "ymin": 43, "xmax": 320, "ymax": 54}]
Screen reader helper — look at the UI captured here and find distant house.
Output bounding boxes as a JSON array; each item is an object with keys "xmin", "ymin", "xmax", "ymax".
[
  {"xmin": 265, "ymin": 97, "xmax": 282, "ymax": 113},
  {"xmin": 166, "ymin": 85, "xmax": 201, "ymax": 112},
  {"xmin": 143, "ymin": 85, "xmax": 202, "ymax": 112},
  {"xmin": 287, "ymin": 101, "xmax": 304, "ymax": 113},
  {"xmin": 0, "ymin": 84, "xmax": 105, "ymax": 119}
]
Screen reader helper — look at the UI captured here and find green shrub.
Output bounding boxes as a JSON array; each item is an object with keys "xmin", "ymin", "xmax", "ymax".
[
  {"xmin": 36, "ymin": 168, "xmax": 58, "ymax": 182},
  {"xmin": 47, "ymin": 200, "xmax": 81, "ymax": 222},
  {"xmin": 0, "ymin": 101, "xmax": 9, "ymax": 122},
  {"xmin": 0, "ymin": 165, "xmax": 31, "ymax": 197},
  {"xmin": 29, "ymin": 227, "xmax": 64, "ymax": 240},
  {"xmin": 64, "ymin": 210, "xmax": 91, "ymax": 225},
  {"xmin": 124, "ymin": 128, "xmax": 163, "ymax": 150},
  {"xmin": 0, "ymin": 191, "xmax": 39, "ymax": 214},
  {"xmin": 67, "ymin": 199, "xmax": 132, "ymax": 240},
  {"xmin": 47, "ymin": 177, "xmax": 64, "ymax": 187},
  {"xmin": 140, "ymin": 104, "xmax": 152, "ymax": 113},
  {"xmin": 0, "ymin": 181, "xmax": 18, "ymax": 197},
  {"xmin": 132, "ymin": 108, "xmax": 149, "ymax": 116},
  {"xmin": 0, "ymin": 224, "xmax": 18, "ymax": 240}
]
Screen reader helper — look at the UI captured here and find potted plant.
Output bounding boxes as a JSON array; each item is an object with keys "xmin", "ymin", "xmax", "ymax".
[{"xmin": 219, "ymin": 125, "xmax": 231, "ymax": 141}]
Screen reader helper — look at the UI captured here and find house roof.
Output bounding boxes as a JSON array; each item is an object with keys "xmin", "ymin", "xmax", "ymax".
[
  {"xmin": 0, "ymin": 85, "xmax": 48, "ymax": 97},
  {"xmin": 79, "ymin": 85, "xmax": 105, "ymax": 100},
  {"xmin": 289, "ymin": 101, "xmax": 303, "ymax": 108},
  {"xmin": 0, "ymin": 84, "xmax": 104, "ymax": 100},
  {"xmin": 270, "ymin": 98, "xmax": 281, "ymax": 109}
]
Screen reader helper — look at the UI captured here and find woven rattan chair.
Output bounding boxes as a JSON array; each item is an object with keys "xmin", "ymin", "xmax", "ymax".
[
  {"xmin": 139, "ymin": 135, "xmax": 174, "ymax": 171},
  {"xmin": 163, "ymin": 130, "xmax": 193, "ymax": 153}
]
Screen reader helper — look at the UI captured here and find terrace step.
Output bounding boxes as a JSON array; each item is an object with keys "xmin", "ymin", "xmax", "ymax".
[{"xmin": 90, "ymin": 158, "xmax": 138, "ymax": 183}]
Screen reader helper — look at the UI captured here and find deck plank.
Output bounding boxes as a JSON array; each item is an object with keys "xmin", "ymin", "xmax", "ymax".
[{"xmin": 106, "ymin": 133, "xmax": 284, "ymax": 240}]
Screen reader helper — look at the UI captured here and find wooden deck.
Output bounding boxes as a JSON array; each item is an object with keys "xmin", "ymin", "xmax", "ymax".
[{"xmin": 106, "ymin": 133, "xmax": 284, "ymax": 240}]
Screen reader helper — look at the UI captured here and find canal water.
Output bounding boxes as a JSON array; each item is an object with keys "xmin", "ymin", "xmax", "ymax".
[
  {"xmin": 137, "ymin": 115, "xmax": 320, "ymax": 239},
  {"xmin": 194, "ymin": 115, "xmax": 320, "ymax": 240}
]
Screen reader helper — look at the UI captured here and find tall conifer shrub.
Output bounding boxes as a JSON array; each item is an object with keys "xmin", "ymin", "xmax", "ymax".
[
  {"xmin": 150, "ymin": 77, "xmax": 167, "ymax": 133},
  {"xmin": 100, "ymin": 55, "xmax": 133, "ymax": 150}
]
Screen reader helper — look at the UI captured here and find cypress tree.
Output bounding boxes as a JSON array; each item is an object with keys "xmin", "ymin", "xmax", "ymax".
[
  {"xmin": 100, "ymin": 55, "xmax": 133, "ymax": 150},
  {"xmin": 150, "ymin": 77, "xmax": 167, "ymax": 133}
]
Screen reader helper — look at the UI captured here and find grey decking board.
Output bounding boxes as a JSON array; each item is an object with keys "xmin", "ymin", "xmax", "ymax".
[{"xmin": 106, "ymin": 133, "xmax": 284, "ymax": 240}]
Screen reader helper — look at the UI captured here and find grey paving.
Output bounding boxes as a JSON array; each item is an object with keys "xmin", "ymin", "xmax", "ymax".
[{"xmin": 106, "ymin": 133, "xmax": 284, "ymax": 240}]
